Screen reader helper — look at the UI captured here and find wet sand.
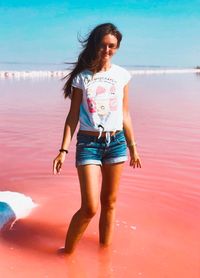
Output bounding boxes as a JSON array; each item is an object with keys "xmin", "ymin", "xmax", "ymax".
[{"xmin": 0, "ymin": 74, "xmax": 200, "ymax": 277}]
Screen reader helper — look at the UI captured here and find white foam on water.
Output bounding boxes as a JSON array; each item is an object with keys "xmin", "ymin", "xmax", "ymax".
[
  {"xmin": 0, "ymin": 68, "xmax": 200, "ymax": 79},
  {"xmin": 0, "ymin": 70, "xmax": 67, "ymax": 79}
]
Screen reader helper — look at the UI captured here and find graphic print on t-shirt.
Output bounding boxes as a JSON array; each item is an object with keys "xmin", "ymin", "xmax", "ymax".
[{"xmin": 85, "ymin": 76, "xmax": 118, "ymax": 130}]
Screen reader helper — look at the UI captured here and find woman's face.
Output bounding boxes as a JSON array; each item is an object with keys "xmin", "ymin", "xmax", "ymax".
[{"xmin": 99, "ymin": 34, "xmax": 118, "ymax": 62}]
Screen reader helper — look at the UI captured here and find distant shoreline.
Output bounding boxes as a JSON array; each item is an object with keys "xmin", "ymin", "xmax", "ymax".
[{"xmin": 0, "ymin": 68, "xmax": 200, "ymax": 79}]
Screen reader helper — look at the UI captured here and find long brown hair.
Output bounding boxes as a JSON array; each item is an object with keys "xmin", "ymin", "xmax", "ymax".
[{"xmin": 63, "ymin": 23, "xmax": 122, "ymax": 98}]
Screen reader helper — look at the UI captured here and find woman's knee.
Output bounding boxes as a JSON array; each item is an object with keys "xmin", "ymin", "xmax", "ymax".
[
  {"xmin": 100, "ymin": 195, "xmax": 117, "ymax": 210},
  {"xmin": 80, "ymin": 205, "xmax": 98, "ymax": 218}
]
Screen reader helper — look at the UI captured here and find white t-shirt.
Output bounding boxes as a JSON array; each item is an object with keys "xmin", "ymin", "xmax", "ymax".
[{"xmin": 72, "ymin": 64, "xmax": 131, "ymax": 133}]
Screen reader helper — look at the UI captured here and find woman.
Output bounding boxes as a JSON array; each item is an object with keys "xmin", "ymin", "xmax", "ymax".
[{"xmin": 53, "ymin": 23, "xmax": 141, "ymax": 254}]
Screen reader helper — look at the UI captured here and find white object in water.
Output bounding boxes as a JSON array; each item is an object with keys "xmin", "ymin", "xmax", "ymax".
[
  {"xmin": 0, "ymin": 191, "xmax": 37, "ymax": 231},
  {"xmin": 0, "ymin": 191, "xmax": 37, "ymax": 219}
]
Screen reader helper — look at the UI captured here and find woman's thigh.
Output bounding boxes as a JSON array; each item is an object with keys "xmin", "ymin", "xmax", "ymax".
[
  {"xmin": 100, "ymin": 163, "xmax": 124, "ymax": 204},
  {"xmin": 77, "ymin": 165, "xmax": 101, "ymax": 212}
]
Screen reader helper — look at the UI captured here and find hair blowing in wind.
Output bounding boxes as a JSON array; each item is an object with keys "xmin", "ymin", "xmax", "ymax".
[{"xmin": 63, "ymin": 23, "xmax": 122, "ymax": 98}]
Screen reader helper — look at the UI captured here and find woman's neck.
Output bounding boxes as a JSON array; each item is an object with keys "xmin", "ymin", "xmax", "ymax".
[{"xmin": 99, "ymin": 61, "xmax": 111, "ymax": 72}]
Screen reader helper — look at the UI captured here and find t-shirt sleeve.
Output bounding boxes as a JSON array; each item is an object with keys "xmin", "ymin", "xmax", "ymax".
[
  {"xmin": 72, "ymin": 73, "xmax": 83, "ymax": 89},
  {"xmin": 123, "ymin": 69, "xmax": 132, "ymax": 85}
]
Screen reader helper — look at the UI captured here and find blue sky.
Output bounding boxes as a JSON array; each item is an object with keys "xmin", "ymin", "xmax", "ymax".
[{"xmin": 0, "ymin": 0, "xmax": 200, "ymax": 68}]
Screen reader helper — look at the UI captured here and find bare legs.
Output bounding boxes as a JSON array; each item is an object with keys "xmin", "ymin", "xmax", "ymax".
[
  {"xmin": 64, "ymin": 162, "xmax": 124, "ymax": 253},
  {"xmin": 64, "ymin": 165, "xmax": 100, "ymax": 253},
  {"xmin": 99, "ymin": 163, "xmax": 124, "ymax": 245}
]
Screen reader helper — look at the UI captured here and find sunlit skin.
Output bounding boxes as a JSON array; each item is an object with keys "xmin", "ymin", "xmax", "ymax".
[{"xmin": 53, "ymin": 33, "xmax": 141, "ymax": 254}]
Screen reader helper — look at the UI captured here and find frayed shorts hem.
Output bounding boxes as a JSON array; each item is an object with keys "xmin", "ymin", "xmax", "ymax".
[{"xmin": 76, "ymin": 156, "xmax": 128, "ymax": 167}]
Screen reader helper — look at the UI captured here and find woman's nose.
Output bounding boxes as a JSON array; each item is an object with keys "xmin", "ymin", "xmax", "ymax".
[
  {"xmin": 101, "ymin": 44, "xmax": 110, "ymax": 52},
  {"xmin": 104, "ymin": 45, "xmax": 110, "ymax": 52}
]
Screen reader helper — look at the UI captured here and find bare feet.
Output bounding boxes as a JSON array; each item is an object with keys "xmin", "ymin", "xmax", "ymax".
[{"xmin": 57, "ymin": 247, "xmax": 74, "ymax": 256}]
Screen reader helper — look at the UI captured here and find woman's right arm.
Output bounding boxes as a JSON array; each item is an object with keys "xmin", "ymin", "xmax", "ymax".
[{"xmin": 53, "ymin": 87, "xmax": 82, "ymax": 174}]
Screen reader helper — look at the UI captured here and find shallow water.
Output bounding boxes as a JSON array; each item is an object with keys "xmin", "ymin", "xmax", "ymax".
[{"xmin": 0, "ymin": 74, "xmax": 200, "ymax": 277}]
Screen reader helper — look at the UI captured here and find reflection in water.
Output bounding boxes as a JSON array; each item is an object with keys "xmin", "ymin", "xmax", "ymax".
[
  {"xmin": 98, "ymin": 246, "xmax": 113, "ymax": 278},
  {"xmin": 1, "ymin": 219, "xmax": 64, "ymax": 253},
  {"xmin": 65, "ymin": 253, "xmax": 87, "ymax": 278}
]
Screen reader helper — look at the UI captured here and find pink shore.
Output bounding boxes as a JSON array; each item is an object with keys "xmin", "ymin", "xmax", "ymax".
[{"xmin": 0, "ymin": 73, "xmax": 200, "ymax": 277}]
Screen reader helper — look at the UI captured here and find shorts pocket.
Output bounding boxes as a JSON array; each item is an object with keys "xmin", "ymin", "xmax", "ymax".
[{"xmin": 116, "ymin": 138, "xmax": 127, "ymax": 145}]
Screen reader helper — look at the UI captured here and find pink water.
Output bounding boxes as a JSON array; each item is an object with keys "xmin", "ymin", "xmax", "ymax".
[{"xmin": 0, "ymin": 74, "xmax": 200, "ymax": 277}]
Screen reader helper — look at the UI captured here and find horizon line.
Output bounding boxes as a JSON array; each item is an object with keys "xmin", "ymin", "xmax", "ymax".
[{"xmin": 0, "ymin": 61, "xmax": 199, "ymax": 69}]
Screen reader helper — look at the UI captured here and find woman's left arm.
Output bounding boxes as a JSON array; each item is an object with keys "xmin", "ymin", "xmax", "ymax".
[{"xmin": 123, "ymin": 84, "xmax": 142, "ymax": 168}]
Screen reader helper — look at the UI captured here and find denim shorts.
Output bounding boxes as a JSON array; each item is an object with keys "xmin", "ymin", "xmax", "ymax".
[{"xmin": 76, "ymin": 130, "xmax": 128, "ymax": 167}]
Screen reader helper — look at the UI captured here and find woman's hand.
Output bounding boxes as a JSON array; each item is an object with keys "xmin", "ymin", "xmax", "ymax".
[
  {"xmin": 53, "ymin": 152, "xmax": 66, "ymax": 175},
  {"xmin": 129, "ymin": 148, "xmax": 142, "ymax": 168}
]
